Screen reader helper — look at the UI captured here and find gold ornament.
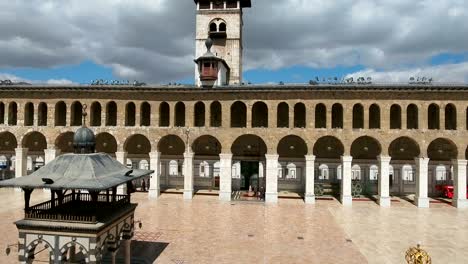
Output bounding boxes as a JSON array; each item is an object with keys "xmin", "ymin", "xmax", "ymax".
[{"xmin": 405, "ymin": 244, "xmax": 431, "ymax": 264}]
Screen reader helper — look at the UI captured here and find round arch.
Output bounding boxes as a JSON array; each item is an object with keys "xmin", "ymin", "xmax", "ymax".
[
  {"xmin": 388, "ymin": 137, "xmax": 420, "ymax": 161},
  {"xmin": 231, "ymin": 134, "xmax": 267, "ymax": 158},
  {"xmin": 124, "ymin": 134, "xmax": 151, "ymax": 155},
  {"xmin": 277, "ymin": 135, "xmax": 308, "ymax": 158},
  {"xmin": 313, "ymin": 136, "xmax": 344, "ymax": 159},
  {"xmin": 55, "ymin": 132, "xmax": 75, "ymax": 153},
  {"xmin": 0, "ymin": 132, "xmax": 17, "ymax": 152},
  {"xmin": 350, "ymin": 136, "xmax": 381, "ymax": 160},
  {"xmin": 427, "ymin": 138, "xmax": 458, "ymax": 161},
  {"xmin": 22, "ymin": 132, "xmax": 47, "ymax": 152},
  {"xmin": 192, "ymin": 135, "xmax": 222, "ymax": 156},
  {"xmin": 95, "ymin": 132, "xmax": 118, "ymax": 154},
  {"xmin": 158, "ymin": 135, "xmax": 185, "ymax": 156}
]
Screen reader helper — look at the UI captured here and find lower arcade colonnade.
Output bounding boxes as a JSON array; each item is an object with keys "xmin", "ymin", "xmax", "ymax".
[{"xmin": 1, "ymin": 131, "xmax": 467, "ymax": 208}]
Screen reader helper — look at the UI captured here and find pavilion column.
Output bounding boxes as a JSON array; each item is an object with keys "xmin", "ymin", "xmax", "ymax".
[
  {"xmin": 15, "ymin": 148, "xmax": 28, "ymax": 178},
  {"xmin": 377, "ymin": 155, "xmax": 391, "ymax": 207},
  {"xmin": 148, "ymin": 152, "xmax": 161, "ymax": 199},
  {"xmin": 304, "ymin": 155, "xmax": 316, "ymax": 204},
  {"xmin": 183, "ymin": 151, "xmax": 194, "ymax": 200},
  {"xmin": 265, "ymin": 154, "xmax": 279, "ymax": 203},
  {"xmin": 123, "ymin": 239, "xmax": 131, "ymax": 264},
  {"xmin": 452, "ymin": 159, "xmax": 468, "ymax": 208},
  {"xmin": 219, "ymin": 153, "xmax": 233, "ymax": 201},
  {"xmin": 340, "ymin": 155, "xmax": 353, "ymax": 206},
  {"xmin": 414, "ymin": 157, "xmax": 430, "ymax": 208},
  {"xmin": 116, "ymin": 151, "xmax": 128, "ymax": 195}
]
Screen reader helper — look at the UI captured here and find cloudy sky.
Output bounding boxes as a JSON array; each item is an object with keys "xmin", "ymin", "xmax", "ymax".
[{"xmin": 1, "ymin": 0, "xmax": 467, "ymax": 84}]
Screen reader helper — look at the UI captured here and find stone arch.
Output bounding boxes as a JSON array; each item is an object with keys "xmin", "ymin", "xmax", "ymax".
[
  {"xmin": 407, "ymin": 104, "xmax": 418, "ymax": 129},
  {"xmin": 219, "ymin": 22, "xmax": 226, "ymax": 32},
  {"xmin": 0, "ymin": 102, "xmax": 4, "ymax": 124},
  {"xmin": 231, "ymin": 134, "xmax": 267, "ymax": 158},
  {"xmin": 38, "ymin": 102, "xmax": 48, "ymax": 126},
  {"xmin": 70, "ymin": 101, "xmax": 83, "ymax": 126},
  {"xmin": 315, "ymin": 103, "xmax": 326, "ymax": 128},
  {"xmin": 352, "ymin": 104, "xmax": 364, "ymax": 129},
  {"xmin": 369, "ymin": 104, "xmax": 380, "ymax": 129},
  {"xmin": 428, "ymin": 104, "xmax": 440, "ymax": 129},
  {"xmin": 194, "ymin": 101, "xmax": 206, "ymax": 127},
  {"xmin": 8, "ymin": 102, "xmax": 17, "ymax": 125},
  {"xmin": 252, "ymin": 101, "xmax": 268, "ymax": 128},
  {"xmin": 22, "ymin": 131, "xmax": 47, "ymax": 153},
  {"xmin": 231, "ymin": 101, "xmax": 247, "ymax": 128},
  {"xmin": 159, "ymin": 102, "xmax": 170, "ymax": 127},
  {"xmin": 445, "ymin": 104, "xmax": 457, "ymax": 130},
  {"xmin": 96, "ymin": 132, "xmax": 118, "ymax": 154},
  {"xmin": 106, "ymin": 101, "xmax": 117, "ymax": 126},
  {"xmin": 24, "ymin": 238, "xmax": 54, "ymax": 262},
  {"xmin": 277, "ymin": 135, "xmax": 308, "ymax": 158},
  {"xmin": 313, "ymin": 136, "xmax": 345, "ymax": 159},
  {"xmin": 209, "ymin": 22, "xmax": 217, "ymax": 32},
  {"xmin": 125, "ymin": 102, "xmax": 136, "ymax": 127},
  {"xmin": 175, "ymin": 102, "xmax": 186, "ymax": 127},
  {"xmin": 24, "ymin": 102, "xmax": 34, "ymax": 126},
  {"xmin": 390, "ymin": 104, "xmax": 402, "ymax": 129},
  {"xmin": 55, "ymin": 101, "xmax": 66, "ymax": 126},
  {"xmin": 59, "ymin": 241, "xmax": 89, "ymax": 263},
  {"xmin": 351, "ymin": 136, "xmax": 382, "ymax": 160},
  {"xmin": 192, "ymin": 135, "xmax": 222, "ymax": 156},
  {"xmin": 140, "ymin": 102, "xmax": 151, "ymax": 126},
  {"xmin": 210, "ymin": 101, "xmax": 222, "ymax": 127},
  {"xmin": 124, "ymin": 134, "xmax": 151, "ymax": 155},
  {"xmin": 55, "ymin": 132, "xmax": 75, "ymax": 153},
  {"xmin": 427, "ymin": 138, "xmax": 458, "ymax": 161},
  {"xmin": 158, "ymin": 135, "xmax": 185, "ymax": 156},
  {"xmin": 294, "ymin": 103, "xmax": 306, "ymax": 128},
  {"xmin": 388, "ymin": 137, "xmax": 421, "ymax": 161},
  {"xmin": 0, "ymin": 132, "xmax": 17, "ymax": 152},
  {"xmin": 332, "ymin": 103, "xmax": 343, "ymax": 129},
  {"xmin": 90, "ymin": 101, "xmax": 102, "ymax": 127},
  {"xmin": 277, "ymin": 102, "xmax": 289, "ymax": 128}
]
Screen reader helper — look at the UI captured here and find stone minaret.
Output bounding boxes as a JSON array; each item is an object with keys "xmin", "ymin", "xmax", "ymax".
[{"xmin": 194, "ymin": 0, "xmax": 251, "ymax": 86}]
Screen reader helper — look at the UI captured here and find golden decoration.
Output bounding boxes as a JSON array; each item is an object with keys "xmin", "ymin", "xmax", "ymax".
[{"xmin": 405, "ymin": 244, "xmax": 431, "ymax": 264}]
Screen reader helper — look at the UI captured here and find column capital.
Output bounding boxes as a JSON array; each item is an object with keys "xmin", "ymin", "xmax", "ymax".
[
  {"xmin": 219, "ymin": 153, "xmax": 233, "ymax": 160},
  {"xmin": 452, "ymin": 159, "xmax": 468, "ymax": 166},
  {"xmin": 265, "ymin": 154, "xmax": 279, "ymax": 160},
  {"xmin": 15, "ymin": 147, "xmax": 28, "ymax": 152},
  {"xmin": 115, "ymin": 151, "xmax": 128, "ymax": 155},
  {"xmin": 305, "ymin": 155, "xmax": 316, "ymax": 161},
  {"xmin": 184, "ymin": 151, "xmax": 194, "ymax": 159},
  {"xmin": 341, "ymin": 155, "xmax": 352, "ymax": 163},
  {"xmin": 414, "ymin": 157, "xmax": 430, "ymax": 164},
  {"xmin": 149, "ymin": 151, "xmax": 161, "ymax": 159},
  {"xmin": 377, "ymin": 155, "xmax": 391, "ymax": 163}
]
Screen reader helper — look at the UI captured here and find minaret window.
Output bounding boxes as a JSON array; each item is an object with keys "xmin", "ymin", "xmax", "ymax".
[
  {"xmin": 199, "ymin": 0, "xmax": 210, "ymax": 9},
  {"xmin": 226, "ymin": 0, "xmax": 238, "ymax": 8},
  {"xmin": 213, "ymin": 0, "xmax": 224, "ymax": 9},
  {"xmin": 219, "ymin": 22, "xmax": 226, "ymax": 32},
  {"xmin": 210, "ymin": 23, "xmax": 217, "ymax": 33}
]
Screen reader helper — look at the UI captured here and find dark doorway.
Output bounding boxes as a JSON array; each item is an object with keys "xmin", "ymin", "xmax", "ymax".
[{"xmin": 241, "ymin": 161, "xmax": 260, "ymax": 191}]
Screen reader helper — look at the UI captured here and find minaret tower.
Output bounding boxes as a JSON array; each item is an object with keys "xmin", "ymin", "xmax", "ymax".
[{"xmin": 194, "ymin": 0, "xmax": 251, "ymax": 86}]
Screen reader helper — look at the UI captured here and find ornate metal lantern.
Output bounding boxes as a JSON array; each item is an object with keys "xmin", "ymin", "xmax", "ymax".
[{"xmin": 405, "ymin": 244, "xmax": 431, "ymax": 264}]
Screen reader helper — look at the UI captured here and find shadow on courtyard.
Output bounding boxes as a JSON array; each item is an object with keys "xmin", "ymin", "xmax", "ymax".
[{"xmin": 103, "ymin": 240, "xmax": 169, "ymax": 264}]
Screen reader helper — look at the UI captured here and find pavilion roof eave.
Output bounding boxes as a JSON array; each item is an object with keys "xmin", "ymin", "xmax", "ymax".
[{"xmin": 0, "ymin": 153, "xmax": 154, "ymax": 191}]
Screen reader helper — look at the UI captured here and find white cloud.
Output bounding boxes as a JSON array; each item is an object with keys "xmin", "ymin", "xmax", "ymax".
[{"xmin": 0, "ymin": 73, "xmax": 76, "ymax": 85}]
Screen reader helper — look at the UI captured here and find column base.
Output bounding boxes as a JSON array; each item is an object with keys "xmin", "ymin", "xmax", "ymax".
[
  {"xmin": 452, "ymin": 198, "xmax": 468, "ymax": 209},
  {"xmin": 341, "ymin": 195, "xmax": 352, "ymax": 206},
  {"xmin": 415, "ymin": 197, "xmax": 430, "ymax": 208},
  {"xmin": 304, "ymin": 194, "xmax": 315, "ymax": 204},
  {"xmin": 265, "ymin": 192, "xmax": 278, "ymax": 203},
  {"xmin": 378, "ymin": 196, "xmax": 391, "ymax": 207},
  {"xmin": 148, "ymin": 189, "xmax": 160, "ymax": 199},
  {"xmin": 117, "ymin": 185, "xmax": 127, "ymax": 195},
  {"xmin": 183, "ymin": 190, "xmax": 194, "ymax": 200},
  {"xmin": 219, "ymin": 191, "xmax": 232, "ymax": 201}
]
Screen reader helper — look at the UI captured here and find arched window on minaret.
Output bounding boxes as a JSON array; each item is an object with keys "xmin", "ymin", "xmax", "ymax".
[
  {"xmin": 219, "ymin": 22, "xmax": 226, "ymax": 32},
  {"xmin": 210, "ymin": 23, "xmax": 217, "ymax": 33}
]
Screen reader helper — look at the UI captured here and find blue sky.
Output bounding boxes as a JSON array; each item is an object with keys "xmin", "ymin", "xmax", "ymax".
[{"xmin": 1, "ymin": 0, "xmax": 468, "ymax": 84}]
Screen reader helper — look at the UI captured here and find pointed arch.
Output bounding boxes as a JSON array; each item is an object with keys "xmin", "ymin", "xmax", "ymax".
[{"xmin": 55, "ymin": 101, "xmax": 66, "ymax": 126}]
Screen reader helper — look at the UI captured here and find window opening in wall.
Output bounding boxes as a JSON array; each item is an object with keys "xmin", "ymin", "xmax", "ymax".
[
  {"xmin": 332, "ymin": 104, "xmax": 343, "ymax": 129},
  {"xmin": 315, "ymin": 104, "xmax": 326, "ymax": 128},
  {"xmin": 445, "ymin": 104, "xmax": 457, "ymax": 130},
  {"xmin": 125, "ymin": 102, "xmax": 136, "ymax": 126},
  {"xmin": 407, "ymin": 104, "xmax": 418, "ymax": 129},
  {"xmin": 369, "ymin": 104, "xmax": 380, "ymax": 129},
  {"xmin": 140, "ymin": 102, "xmax": 151, "ymax": 126},
  {"xmin": 175, "ymin": 102, "xmax": 186, "ymax": 127},
  {"xmin": 390, "ymin": 105, "xmax": 402, "ymax": 129},
  {"xmin": 294, "ymin": 103, "xmax": 306, "ymax": 128},
  {"xmin": 428, "ymin": 104, "xmax": 440, "ymax": 129},
  {"xmin": 55, "ymin": 102, "xmax": 66, "ymax": 126},
  {"xmin": 352, "ymin": 104, "xmax": 364, "ymax": 129},
  {"xmin": 0, "ymin": 103, "xmax": 4, "ymax": 124},
  {"xmin": 277, "ymin": 102, "xmax": 289, "ymax": 128},
  {"xmin": 210, "ymin": 101, "xmax": 222, "ymax": 127},
  {"xmin": 159, "ymin": 102, "xmax": 170, "ymax": 127}
]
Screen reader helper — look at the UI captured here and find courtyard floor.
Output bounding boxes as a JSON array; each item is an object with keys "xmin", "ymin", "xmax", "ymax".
[{"xmin": 0, "ymin": 189, "xmax": 467, "ymax": 263}]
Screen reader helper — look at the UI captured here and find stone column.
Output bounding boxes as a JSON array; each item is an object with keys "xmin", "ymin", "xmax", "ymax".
[
  {"xmin": 440, "ymin": 106, "xmax": 446, "ymax": 130},
  {"xmin": 401, "ymin": 104, "xmax": 407, "ymax": 129},
  {"xmin": 414, "ymin": 157, "xmax": 430, "ymax": 208},
  {"xmin": 148, "ymin": 152, "xmax": 161, "ymax": 199},
  {"xmin": 219, "ymin": 153, "xmax": 233, "ymax": 201},
  {"xmin": 123, "ymin": 239, "xmax": 131, "ymax": 264},
  {"xmin": 452, "ymin": 159, "xmax": 468, "ymax": 208},
  {"xmin": 183, "ymin": 151, "xmax": 194, "ymax": 200},
  {"xmin": 306, "ymin": 103, "xmax": 314, "ymax": 128},
  {"xmin": 44, "ymin": 148, "xmax": 59, "ymax": 164},
  {"xmin": 15, "ymin": 148, "xmax": 28, "ymax": 178},
  {"xmin": 289, "ymin": 105, "xmax": 294, "ymax": 128},
  {"xmin": 116, "ymin": 151, "xmax": 128, "ymax": 194},
  {"xmin": 304, "ymin": 155, "xmax": 316, "ymax": 204},
  {"xmin": 265, "ymin": 154, "xmax": 279, "ymax": 203},
  {"xmin": 341, "ymin": 156, "xmax": 353, "ymax": 206},
  {"xmin": 363, "ymin": 104, "xmax": 369, "ymax": 129},
  {"xmin": 246, "ymin": 103, "xmax": 252, "ymax": 128},
  {"xmin": 377, "ymin": 155, "xmax": 391, "ymax": 207}
]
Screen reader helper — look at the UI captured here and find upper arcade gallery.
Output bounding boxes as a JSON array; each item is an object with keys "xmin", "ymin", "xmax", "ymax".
[{"xmin": 0, "ymin": 85, "xmax": 467, "ymax": 208}]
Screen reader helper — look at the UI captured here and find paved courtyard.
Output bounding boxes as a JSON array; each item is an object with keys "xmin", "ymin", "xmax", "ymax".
[{"xmin": 0, "ymin": 189, "xmax": 467, "ymax": 263}]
